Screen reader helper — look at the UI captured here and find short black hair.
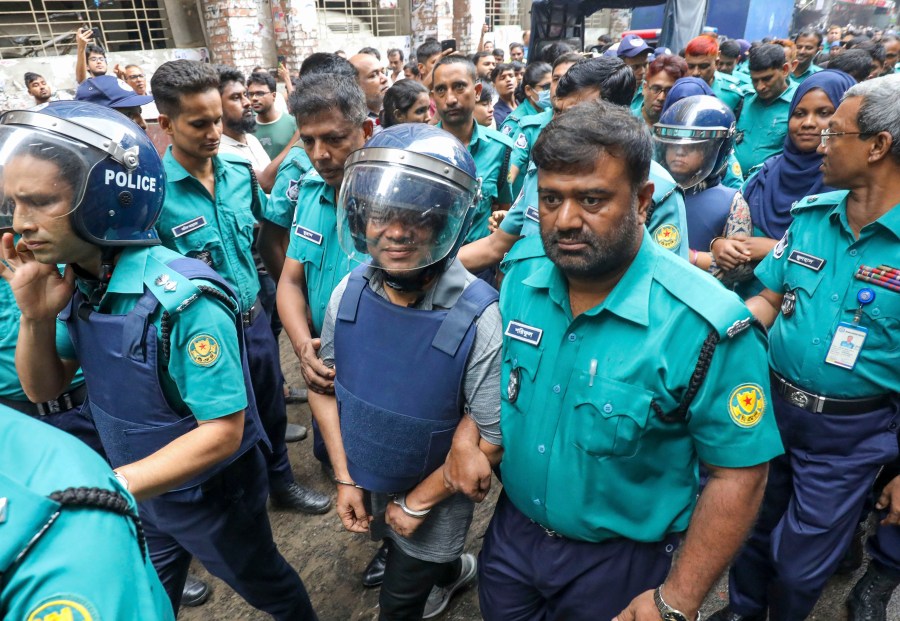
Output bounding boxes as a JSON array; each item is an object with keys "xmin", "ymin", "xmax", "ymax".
[
  {"xmin": 472, "ymin": 50, "xmax": 494, "ymax": 65},
  {"xmin": 289, "ymin": 73, "xmax": 367, "ymax": 126},
  {"xmin": 247, "ymin": 71, "xmax": 276, "ymax": 93},
  {"xmin": 847, "ymin": 38, "xmax": 886, "ymax": 63},
  {"xmin": 215, "ymin": 65, "xmax": 245, "ymax": 93},
  {"xmin": 719, "ymin": 39, "xmax": 741, "ymax": 59},
  {"xmin": 85, "ymin": 43, "xmax": 105, "ymax": 59},
  {"xmin": 539, "ymin": 41, "xmax": 575, "ymax": 65},
  {"xmin": 300, "ymin": 53, "xmax": 358, "ymax": 78},
  {"xmin": 748, "ymin": 43, "xmax": 787, "ymax": 72},
  {"xmin": 151, "ymin": 59, "xmax": 220, "ymax": 118},
  {"xmin": 403, "ymin": 61, "xmax": 420, "ymax": 78},
  {"xmin": 795, "ymin": 29, "xmax": 823, "ymax": 46},
  {"xmin": 509, "ymin": 42, "xmax": 524, "ymax": 52},
  {"xmin": 387, "ymin": 48, "xmax": 404, "ymax": 61},
  {"xmin": 381, "ymin": 79, "xmax": 429, "ymax": 127},
  {"xmin": 553, "ymin": 52, "xmax": 584, "ymax": 71},
  {"xmin": 433, "ymin": 55, "xmax": 477, "ymax": 83},
  {"xmin": 358, "ymin": 46, "xmax": 381, "ymax": 60},
  {"xmin": 826, "ymin": 49, "xmax": 874, "ymax": 82},
  {"xmin": 556, "ymin": 57, "xmax": 635, "ymax": 107},
  {"xmin": 416, "ymin": 40, "xmax": 442, "ymax": 65},
  {"xmin": 532, "ymin": 99, "xmax": 651, "ymax": 191},
  {"xmin": 477, "ymin": 80, "xmax": 496, "ymax": 104},
  {"xmin": 24, "ymin": 72, "xmax": 43, "ymax": 86},
  {"xmin": 490, "ymin": 62, "xmax": 515, "ymax": 82}
]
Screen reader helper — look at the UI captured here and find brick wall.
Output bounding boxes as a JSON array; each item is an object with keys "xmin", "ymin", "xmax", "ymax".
[{"xmin": 201, "ymin": 0, "xmax": 265, "ymax": 70}]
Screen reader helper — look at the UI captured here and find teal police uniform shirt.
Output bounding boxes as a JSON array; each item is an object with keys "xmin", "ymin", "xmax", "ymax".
[
  {"xmin": 497, "ymin": 233, "xmax": 782, "ymax": 542},
  {"xmin": 55, "ymin": 245, "xmax": 249, "ymax": 420},
  {"xmin": 509, "ymin": 108, "xmax": 553, "ymax": 185},
  {"xmin": 500, "ymin": 160, "xmax": 690, "ymax": 260},
  {"xmin": 156, "ymin": 149, "xmax": 267, "ymax": 312},
  {"xmin": 711, "ymin": 72, "xmax": 745, "ymax": 116},
  {"xmin": 0, "ymin": 407, "xmax": 175, "ymax": 620},
  {"xmin": 285, "ymin": 170, "xmax": 364, "ymax": 336},
  {"xmin": 437, "ymin": 121, "xmax": 514, "ymax": 243},
  {"xmin": 498, "ymin": 98, "xmax": 539, "ymax": 142},
  {"xmin": 266, "ymin": 145, "xmax": 313, "ymax": 229},
  {"xmin": 793, "ymin": 63, "xmax": 822, "ymax": 84},
  {"xmin": 755, "ymin": 191, "xmax": 900, "ymax": 398},
  {"xmin": 733, "ymin": 81, "xmax": 798, "ymax": 177},
  {"xmin": 721, "ymin": 152, "xmax": 745, "ymax": 190}
]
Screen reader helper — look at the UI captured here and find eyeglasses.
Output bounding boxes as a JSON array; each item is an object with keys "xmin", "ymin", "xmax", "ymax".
[
  {"xmin": 819, "ymin": 128, "xmax": 876, "ymax": 147},
  {"xmin": 126, "ymin": 74, "xmax": 145, "ymax": 80},
  {"xmin": 532, "ymin": 82, "xmax": 551, "ymax": 92},
  {"xmin": 248, "ymin": 90, "xmax": 273, "ymax": 99},
  {"xmin": 647, "ymin": 85, "xmax": 672, "ymax": 96}
]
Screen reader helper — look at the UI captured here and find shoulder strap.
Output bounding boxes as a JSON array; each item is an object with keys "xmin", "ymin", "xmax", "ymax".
[
  {"xmin": 432, "ymin": 279, "xmax": 499, "ymax": 357},
  {"xmin": 336, "ymin": 265, "xmax": 370, "ymax": 324},
  {"xmin": 227, "ymin": 159, "xmax": 262, "ymax": 217},
  {"xmin": 498, "ymin": 145, "xmax": 513, "ymax": 196}
]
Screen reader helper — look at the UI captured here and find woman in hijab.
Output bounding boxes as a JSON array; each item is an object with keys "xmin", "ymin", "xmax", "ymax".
[{"xmin": 721, "ymin": 69, "xmax": 856, "ymax": 297}]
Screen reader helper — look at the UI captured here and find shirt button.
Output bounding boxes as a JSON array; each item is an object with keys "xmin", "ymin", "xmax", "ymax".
[
  {"xmin": 603, "ymin": 403, "xmax": 613, "ymax": 413},
  {"xmin": 831, "ymin": 294, "xmax": 839, "ymax": 302},
  {"xmin": 533, "ymin": 498, "xmax": 542, "ymax": 506},
  {"xmin": 513, "ymin": 357, "xmax": 518, "ymax": 366},
  {"xmin": 850, "ymin": 249, "xmax": 858, "ymax": 257},
  {"xmin": 567, "ymin": 333, "xmax": 576, "ymax": 342},
  {"xmin": 553, "ymin": 384, "xmax": 561, "ymax": 394},
  {"xmin": 537, "ymin": 445, "xmax": 545, "ymax": 454},
  {"xmin": 812, "ymin": 338, "xmax": 820, "ymax": 345},
  {"xmin": 873, "ymin": 308, "xmax": 881, "ymax": 316}
]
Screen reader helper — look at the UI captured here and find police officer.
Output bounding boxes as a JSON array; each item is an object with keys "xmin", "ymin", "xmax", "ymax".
[
  {"xmin": 653, "ymin": 95, "xmax": 752, "ymax": 282},
  {"xmin": 313, "ymin": 123, "xmax": 503, "ymax": 620},
  {"xmin": 0, "ymin": 100, "xmax": 317, "ymax": 620},
  {"xmin": 733, "ymin": 44, "xmax": 798, "ymax": 178},
  {"xmin": 684, "ymin": 35, "xmax": 745, "ymax": 118},
  {"xmin": 477, "ymin": 99, "xmax": 782, "ymax": 621},
  {"xmin": 457, "ymin": 58, "xmax": 691, "ymax": 272},
  {"xmin": 710, "ymin": 73, "xmax": 900, "ymax": 621},
  {"xmin": 0, "ymin": 405, "xmax": 174, "ymax": 619},
  {"xmin": 150, "ymin": 60, "xmax": 330, "ymax": 515}
]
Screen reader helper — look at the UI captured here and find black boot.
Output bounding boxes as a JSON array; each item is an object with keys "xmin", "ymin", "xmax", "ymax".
[
  {"xmin": 847, "ymin": 563, "xmax": 900, "ymax": 621},
  {"xmin": 181, "ymin": 573, "xmax": 211, "ymax": 607},
  {"xmin": 706, "ymin": 607, "xmax": 766, "ymax": 621},
  {"xmin": 837, "ymin": 525, "xmax": 867, "ymax": 575},
  {"xmin": 270, "ymin": 482, "xmax": 332, "ymax": 514},
  {"xmin": 362, "ymin": 541, "xmax": 390, "ymax": 588}
]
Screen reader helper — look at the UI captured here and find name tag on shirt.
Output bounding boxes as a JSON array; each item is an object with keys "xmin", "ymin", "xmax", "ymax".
[
  {"xmin": 825, "ymin": 322, "xmax": 868, "ymax": 370},
  {"xmin": 171, "ymin": 216, "xmax": 207, "ymax": 238},
  {"xmin": 505, "ymin": 320, "xmax": 543, "ymax": 346},
  {"xmin": 294, "ymin": 225, "xmax": 323, "ymax": 245},
  {"xmin": 787, "ymin": 250, "xmax": 825, "ymax": 271},
  {"xmin": 525, "ymin": 206, "xmax": 539, "ymax": 223}
]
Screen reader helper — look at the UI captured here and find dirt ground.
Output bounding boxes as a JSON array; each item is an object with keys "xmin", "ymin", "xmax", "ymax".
[{"xmin": 178, "ymin": 335, "xmax": 900, "ymax": 621}]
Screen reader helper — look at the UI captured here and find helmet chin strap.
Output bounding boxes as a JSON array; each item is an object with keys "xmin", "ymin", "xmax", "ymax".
[
  {"xmin": 87, "ymin": 246, "xmax": 121, "ymax": 307},
  {"xmin": 382, "ymin": 259, "xmax": 446, "ymax": 294}
]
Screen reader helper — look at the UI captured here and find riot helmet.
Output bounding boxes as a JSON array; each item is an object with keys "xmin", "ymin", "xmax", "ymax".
[
  {"xmin": 0, "ymin": 100, "xmax": 164, "ymax": 245},
  {"xmin": 652, "ymin": 95, "xmax": 735, "ymax": 190},
  {"xmin": 337, "ymin": 123, "xmax": 480, "ymax": 288}
]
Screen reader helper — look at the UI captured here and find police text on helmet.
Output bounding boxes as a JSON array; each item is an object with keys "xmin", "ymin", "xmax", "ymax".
[{"xmin": 104, "ymin": 169, "xmax": 157, "ymax": 192}]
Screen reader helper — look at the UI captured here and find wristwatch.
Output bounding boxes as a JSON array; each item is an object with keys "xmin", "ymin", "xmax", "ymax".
[{"xmin": 654, "ymin": 586, "xmax": 695, "ymax": 621}]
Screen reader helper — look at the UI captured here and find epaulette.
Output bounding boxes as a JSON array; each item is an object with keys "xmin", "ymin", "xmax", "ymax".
[
  {"xmin": 142, "ymin": 253, "xmax": 204, "ymax": 315},
  {"xmin": 519, "ymin": 109, "xmax": 552, "ymax": 128},
  {"xmin": 649, "ymin": 161, "xmax": 678, "ymax": 204},
  {"xmin": 654, "ymin": 252, "xmax": 759, "ymax": 340},
  {"xmin": 790, "ymin": 189, "xmax": 849, "ymax": 215},
  {"xmin": 482, "ymin": 125, "xmax": 516, "ymax": 149},
  {"xmin": 299, "ymin": 168, "xmax": 325, "ymax": 188},
  {"xmin": 500, "ymin": 234, "xmax": 545, "ymax": 274}
]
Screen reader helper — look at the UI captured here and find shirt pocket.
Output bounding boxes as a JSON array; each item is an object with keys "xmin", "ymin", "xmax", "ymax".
[
  {"xmin": 180, "ymin": 223, "xmax": 227, "ymax": 271},
  {"xmin": 785, "ymin": 263, "xmax": 826, "ymax": 301},
  {"xmin": 572, "ymin": 376, "xmax": 653, "ymax": 458},
  {"xmin": 501, "ymin": 341, "xmax": 542, "ymax": 415},
  {"xmin": 292, "ymin": 227, "xmax": 326, "ymax": 271}
]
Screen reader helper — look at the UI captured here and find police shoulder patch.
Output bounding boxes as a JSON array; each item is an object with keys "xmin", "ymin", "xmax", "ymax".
[
  {"xmin": 728, "ymin": 383, "xmax": 766, "ymax": 428},
  {"xmin": 27, "ymin": 596, "xmax": 97, "ymax": 621},
  {"xmin": 731, "ymin": 160, "xmax": 742, "ymax": 177},
  {"xmin": 514, "ymin": 133, "xmax": 528, "ymax": 149},
  {"xmin": 652, "ymin": 223, "xmax": 681, "ymax": 250},
  {"xmin": 188, "ymin": 334, "xmax": 221, "ymax": 367},
  {"xmin": 773, "ymin": 232, "xmax": 788, "ymax": 259}
]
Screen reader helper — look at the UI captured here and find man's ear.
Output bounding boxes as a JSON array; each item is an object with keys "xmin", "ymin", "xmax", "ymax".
[
  {"xmin": 868, "ymin": 130, "xmax": 894, "ymax": 164},
  {"xmin": 158, "ymin": 113, "xmax": 173, "ymax": 135},
  {"xmin": 362, "ymin": 118, "xmax": 374, "ymax": 141},
  {"xmin": 473, "ymin": 82, "xmax": 483, "ymax": 99},
  {"xmin": 636, "ymin": 179, "xmax": 654, "ymax": 226}
]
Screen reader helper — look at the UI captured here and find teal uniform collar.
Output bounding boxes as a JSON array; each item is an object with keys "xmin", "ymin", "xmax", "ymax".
[
  {"xmin": 106, "ymin": 246, "xmax": 150, "ymax": 295},
  {"xmin": 826, "ymin": 196, "xmax": 900, "ymax": 242},
  {"xmin": 521, "ymin": 229, "xmax": 656, "ymax": 326},
  {"xmin": 751, "ymin": 80, "xmax": 798, "ymax": 107},
  {"xmin": 163, "ymin": 147, "xmax": 227, "ymax": 185}
]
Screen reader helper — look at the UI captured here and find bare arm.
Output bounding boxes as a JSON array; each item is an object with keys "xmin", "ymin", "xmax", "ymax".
[
  {"xmin": 615, "ymin": 462, "xmax": 768, "ymax": 620},
  {"xmin": 116, "ymin": 411, "xmax": 245, "ymax": 501},
  {"xmin": 277, "ymin": 257, "xmax": 335, "ymax": 393},
  {"xmin": 74, "ymin": 29, "xmax": 91, "ymax": 84},
  {"xmin": 458, "ymin": 229, "xmax": 520, "ymax": 273},
  {"xmin": 256, "ymin": 130, "xmax": 300, "ymax": 193},
  {"xmin": 258, "ymin": 220, "xmax": 290, "ymax": 283},
  {"xmin": 444, "ymin": 414, "xmax": 497, "ymax": 501},
  {"xmin": 746, "ymin": 287, "xmax": 784, "ymax": 328}
]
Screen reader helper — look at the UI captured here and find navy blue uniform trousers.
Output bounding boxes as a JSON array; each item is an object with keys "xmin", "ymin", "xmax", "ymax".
[
  {"xmin": 728, "ymin": 392, "xmax": 899, "ymax": 620},
  {"xmin": 479, "ymin": 493, "xmax": 678, "ymax": 621},
  {"xmin": 244, "ymin": 307, "xmax": 294, "ymax": 488},
  {"xmin": 141, "ymin": 446, "xmax": 317, "ymax": 620}
]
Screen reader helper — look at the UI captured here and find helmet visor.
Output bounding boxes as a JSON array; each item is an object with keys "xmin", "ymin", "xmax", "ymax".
[
  {"xmin": 0, "ymin": 125, "xmax": 104, "ymax": 231},
  {"xmin": 652, "ymin": 125, "xmax": 726, "ymax": 189},
  {"xmin": 337, "ymin": 162, "xmax": 476, "ymax": 271}
]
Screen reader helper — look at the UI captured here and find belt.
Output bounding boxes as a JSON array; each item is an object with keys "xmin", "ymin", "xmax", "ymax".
[
  {"xmin": 0, "ymin": 384, "xmax": 88, "ymax": 417},
  {"xmin": 529, "ymin": 518, "xmax": 565, "ymax": 539},
  {"xmin": 770, "ymin": 372, "xmax": 891, "ymax": 415},
  {"xmin": 242, "ymin": 297, "xmax": 263, "ymax": 326}
]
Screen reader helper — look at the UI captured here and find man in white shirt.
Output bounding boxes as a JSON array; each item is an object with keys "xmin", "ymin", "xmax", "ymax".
[{"xmin": 216, "ymin": 67, "xmax": 272, "ymax": 170}]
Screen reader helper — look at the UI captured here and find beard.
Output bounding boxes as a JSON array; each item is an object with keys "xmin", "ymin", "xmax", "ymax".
[
  {"xmin": 225, "ymin": 115, "xmax": 257, "ymax": 135},
  {"xmin": 541, "ymin": 201, "xmax": 642, "ymax": 280}
]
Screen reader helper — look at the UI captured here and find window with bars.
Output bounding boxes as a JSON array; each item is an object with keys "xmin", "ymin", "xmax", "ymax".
[
  {"xmin": 0, "ymin": 0, "xmax": 171, "ymax": 59},
  {"xmin": 317, "ymin": 0, "xmax": 408, "ymax": 37},
  {"xmin": 486, "ymin": 0, "xmax": 521, "ymax": 27}
]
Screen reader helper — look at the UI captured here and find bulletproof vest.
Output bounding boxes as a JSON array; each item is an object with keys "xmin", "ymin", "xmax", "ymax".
[
  {"xmin": 333, "ymin": 266, "xmax": 498, "ymax": 493},
  {"xmin": 58, "ymin": 256, "xmax": 265, "ymax": 496},
  {"xmin": 684, "ymin": 182, "xmax": 737, "ymax": 251}
]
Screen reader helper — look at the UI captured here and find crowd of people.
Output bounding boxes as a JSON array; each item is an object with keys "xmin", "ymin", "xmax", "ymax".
[{"xmin": 0, "ymin": 16, "xmax": 899, "ymax": 621}]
